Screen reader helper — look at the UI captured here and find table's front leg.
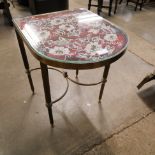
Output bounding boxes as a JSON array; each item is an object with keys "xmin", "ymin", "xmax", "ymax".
[
  {"xmin": 99, "ymin": 64, "xmax": 110, "ymax": 103},
  {"xmin": 40, "ymin": 62, "xmax": 54, "ymax": 127},
  {"xmin": 15, "ymin": 31, "xmax": 34, "ymax": 93}
]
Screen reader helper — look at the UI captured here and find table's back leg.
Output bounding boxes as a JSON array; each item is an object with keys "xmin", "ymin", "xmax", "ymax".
[
  {"xmin": 40, "ymin": 62, "xmax": 54, "ymax": 127},
  {"xmin": 76, "ymin": 69, "xmax": 79, "ymax": 78},
  {"xmin": 15, "ymin": 31, "xmax": 35, "ymax": 93},
  {"xmin": 99, "ymin": 64, "xmax": 110, "ymax": 103}
]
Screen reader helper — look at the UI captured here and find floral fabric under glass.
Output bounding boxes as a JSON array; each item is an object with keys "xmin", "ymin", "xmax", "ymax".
[{"xmin": 13, "ymin": 8, "xmax": 128, "ymax": 64}]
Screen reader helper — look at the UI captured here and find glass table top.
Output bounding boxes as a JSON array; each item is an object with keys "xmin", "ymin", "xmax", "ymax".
[{"xmin": 13, "ymin": 8, "xmax": 128, "ymax": 66}]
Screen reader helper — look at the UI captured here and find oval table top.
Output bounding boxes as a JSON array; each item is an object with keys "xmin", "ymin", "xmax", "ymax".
[{"xmin": 13, "ymin": 8, "xmax": 128, "ymax": 69}]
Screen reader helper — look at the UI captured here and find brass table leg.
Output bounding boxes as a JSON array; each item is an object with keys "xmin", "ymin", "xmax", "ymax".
[
  {"xmin": 40, "ymin": 62, "xmax": 54, "ymax": 127},
  {"xmin": 15, "ymin": 31, "xmax": 35, "ymax": 93},
  {"xmin": 76, "ymin": 69, "xmax": 79, "ymax": 78},
  {"xmin": 99, "ymin": 64, "xmax": 110, "ymax": 103}
]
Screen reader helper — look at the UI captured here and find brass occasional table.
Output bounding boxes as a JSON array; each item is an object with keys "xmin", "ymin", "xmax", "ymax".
[{"xmin": 13, "ymin": 8, "xmax": 128, "ymax": 127}]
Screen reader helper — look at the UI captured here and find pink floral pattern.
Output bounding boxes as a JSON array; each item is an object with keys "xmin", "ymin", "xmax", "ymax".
[{"xmin": 14, "ymin": 8, "xmax": 128, "ymax": 63}]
